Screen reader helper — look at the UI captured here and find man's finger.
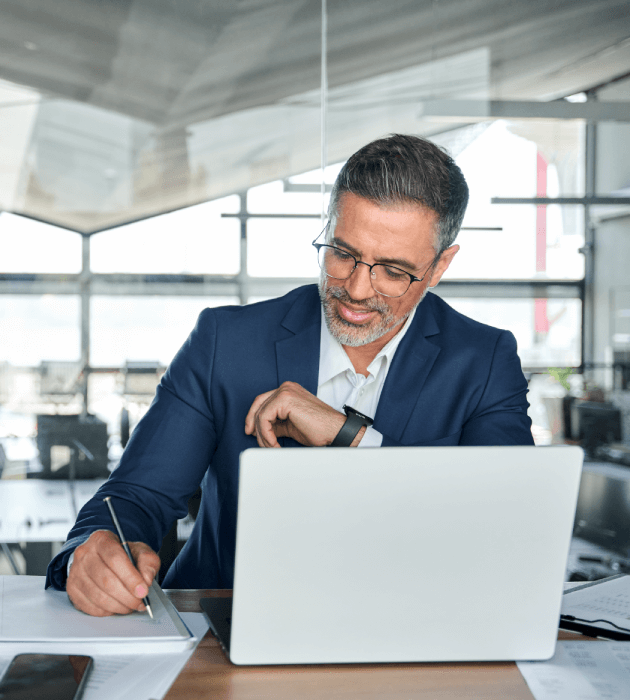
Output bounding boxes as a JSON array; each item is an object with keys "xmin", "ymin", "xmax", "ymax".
[
  {"xmin": 254, "ymin": 413, "xmax": 279, "ymax": 447},
  {"xmin": 252, "ymin": 411, "xmax": 279, "ymax": 447},
  {"xmin": 100, "ymin": 537, "xmax": 151, "ymax": 598},
  {"xmin": 244, "ymin": 389, "xmax": 275, "ymax": 435},
  {"xmin": 131, "ymin": 543, "xmax": 161, "ymax": 588},
  {"xmin": 253, "ymin": 392, "xmax": 290, "ymax": 447},
  {"xmin": 70, "ymin": 565, "xmax": 140, "ymax": 616},
  {"xmin": 81, "ymin": 531, "xmax": 153, "ymax": 601},
  {"xmin": 254, "ymin": 417, "xmax": 281, "ymax": 447},
  {"xmin": 68, "ymin": 549, "xmax": 144, "ymax": 616},
  {"xmin": 67, "ymin": 581, "xmax": 119, "ymax": 618}
]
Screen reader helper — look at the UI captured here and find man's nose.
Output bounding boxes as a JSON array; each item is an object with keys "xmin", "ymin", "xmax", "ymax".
[{"xmin": 344, "ymin": 261, "xmax": 375, "ymax": 301}]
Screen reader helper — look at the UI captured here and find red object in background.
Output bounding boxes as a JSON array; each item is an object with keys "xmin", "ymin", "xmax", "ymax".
[{"xmin": 535, "ymin": 298, "xmax": 549, "ymax": 335}]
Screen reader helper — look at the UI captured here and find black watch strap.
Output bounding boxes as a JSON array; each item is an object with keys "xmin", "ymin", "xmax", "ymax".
[{"xmin": 330, "ymin": 405, "xmax": 374, "ymax": 447}]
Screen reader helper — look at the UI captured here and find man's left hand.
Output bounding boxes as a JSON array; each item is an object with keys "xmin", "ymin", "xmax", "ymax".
[{"xmin": 245, "ymin": 381, "xmax": 364, "ymax": 448}]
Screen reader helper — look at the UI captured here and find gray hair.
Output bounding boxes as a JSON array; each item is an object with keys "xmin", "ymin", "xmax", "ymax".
[{"xmin": 328, "ymin": 134, "xmax": 469, "ymax": 254}]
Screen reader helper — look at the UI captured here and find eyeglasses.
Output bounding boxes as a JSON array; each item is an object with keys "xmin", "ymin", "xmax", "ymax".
[{"xmin": 312, "ymin": 228, "xmax": 439, "ymax": 298}]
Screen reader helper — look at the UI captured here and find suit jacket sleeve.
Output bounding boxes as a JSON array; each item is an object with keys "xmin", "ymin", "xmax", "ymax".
[
  {"xmin": 457, "ymin": 330, "xmax": 534, "ymax": 446},
  {"xmin": 45, "ymin": 308, "xmax": 220, "ymax": 590}
]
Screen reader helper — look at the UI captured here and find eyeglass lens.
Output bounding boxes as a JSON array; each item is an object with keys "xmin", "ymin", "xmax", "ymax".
[{"xmin": 317, "ymin": 245, "xmax": 411, "ymax": 298}]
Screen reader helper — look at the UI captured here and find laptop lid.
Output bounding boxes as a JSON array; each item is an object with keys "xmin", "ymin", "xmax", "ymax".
[{"xmin": 229, "ymin": 445, "xmax": 583, "ymax": 665}]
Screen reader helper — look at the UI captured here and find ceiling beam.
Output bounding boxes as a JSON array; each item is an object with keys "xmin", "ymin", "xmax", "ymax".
[
  {"xmin": 419, "ymin": 100, "xmax": 630, "ymax": 122},
  {"xmin": 492, "ymin": 197, "xmax": 630, "ymax": 206}
]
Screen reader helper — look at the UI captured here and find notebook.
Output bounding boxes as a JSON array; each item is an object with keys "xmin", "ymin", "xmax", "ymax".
[
  {"xmin": 201, "ymin": 445, "xmax": 583, "ymax": 665},
  {"xmin": 0, "ymin": 577, "xmax": 195, "ymax": 654}
]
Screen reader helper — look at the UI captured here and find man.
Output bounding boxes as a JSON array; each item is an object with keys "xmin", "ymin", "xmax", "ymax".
[{"xmin": 46, "ymin": 134, "xmax": 533, "ymax": 616}]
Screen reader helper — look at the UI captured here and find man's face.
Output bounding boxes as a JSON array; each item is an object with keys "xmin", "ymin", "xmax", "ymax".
[{"xmin": 318, "ymin": 193, "xmax": 458, "ymax": 349}]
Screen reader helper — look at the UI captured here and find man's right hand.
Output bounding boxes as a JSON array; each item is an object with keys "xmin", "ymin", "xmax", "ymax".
[{"xmin": 66, "ymin": 530, "xmax": 160, "ymax": 617}]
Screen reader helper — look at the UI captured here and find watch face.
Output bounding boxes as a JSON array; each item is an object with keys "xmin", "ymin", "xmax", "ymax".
[{"xmin": 343, "ymin": 405, "xmax": 373, "ymax": 425}]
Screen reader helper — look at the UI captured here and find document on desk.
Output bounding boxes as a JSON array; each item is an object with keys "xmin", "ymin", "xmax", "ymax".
[
  {"xmin": 0, "ymin": 612, "xmax": 210, "ymax": 700},
  {"xmin": 517, "ymin": 641, "xmax": 630, "ymax": 700},
  {"xmin": 0, "ymin": 576, "xmax": 195, "ymax": 653},
  {"xmin": 560, "ymin": 574, "xmax": 630, "ymax": 639}
]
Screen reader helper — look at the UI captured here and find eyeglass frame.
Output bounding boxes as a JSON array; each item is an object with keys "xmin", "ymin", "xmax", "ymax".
[{"xmin": 312, "ymin": 226, "xmax": 441, "ymax": 298}]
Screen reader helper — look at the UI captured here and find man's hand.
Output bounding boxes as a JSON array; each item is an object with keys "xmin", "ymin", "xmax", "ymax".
[
  {"xmin": 66, "ymin": 529, "xmax": 160, "ymax": 617},
  {"xmin": 244, "ymin": 381, "xmax": 365, "ymax": 448}
]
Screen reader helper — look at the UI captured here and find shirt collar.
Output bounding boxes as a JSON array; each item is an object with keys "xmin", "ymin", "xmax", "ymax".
[{"xmin": 318, "ymin": 303, "xmax": 417, "ymax": 386}]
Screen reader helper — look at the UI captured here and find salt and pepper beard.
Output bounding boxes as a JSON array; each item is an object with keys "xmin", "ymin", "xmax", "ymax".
[{"xmin": 318, "ymin": 271, "xmax": 429, "ymax": 347}]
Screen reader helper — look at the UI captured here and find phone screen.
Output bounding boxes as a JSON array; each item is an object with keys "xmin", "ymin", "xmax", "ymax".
[{"xmin": 0, "ymin": 654, "xmax": 93, "ymax": 700}]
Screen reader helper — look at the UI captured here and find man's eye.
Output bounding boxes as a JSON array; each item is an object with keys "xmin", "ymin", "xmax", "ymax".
[
  {"xmin": 332, "ymin": 248, "xmax": 353, "ymax": 261},
  {"xmin": 382, "ymin": 265, "xmax": 407, "ymax": 280}
]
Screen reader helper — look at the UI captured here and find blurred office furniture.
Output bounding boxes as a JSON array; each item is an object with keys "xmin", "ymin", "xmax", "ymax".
[
  {"xmin": 611, "ymin": 285, "xmax": 630, "ymax": 389},
  {"xmin": 0, "ymin": 436, "xmax": 42, "ymax": 478},
  {"xmin": 39, "ymin": 361, "xmax": 82, "ymax": 396},
  {"xmin": 123, "ymin": 360, "xmax": 162, "ymax": 396},
  {"xmin": 562, "ymin": 396, "xmax": 576, "ymax": 440},
  {"xmin": 0, "ymin": 479, "xmax": 106, "ymax": 575},
  {"xmin": 35, "ymin": 414, "xmax": 109, "ymax": 480},
  {"xmin": 120, "ymin": 407, "xmax": 130, "ymax": 448},
  {"xmin": 119, "ymin": 360, "xmax": 163, "ymax": 449},
  {"xmin": 570, "ymin": 401, "xmax": 623, "ymax": 457},
  {"xmin": 0, "ymin": 542, "xmax": 20, "ymax": 575},
  {"xmin": 573, "ymin": 461, "xmax": 630, "ymax": 567},
  {"xmin": 613, "ymin": 352, "xmax": 630, "ymax": 391},
  {"xmin": 610, "ymin": 388, "xmax": 630, "ymax": 452},
  {"xmin": 0, "ymin": 362, "xmax": 9, "ymax": 403},
  {"xmin": 0, "ymin": 478, "xmax": 199, "ymax": 577},
  {"xmin": 565, "ymin": 535, "xmax": 629, "ymax": 582}
]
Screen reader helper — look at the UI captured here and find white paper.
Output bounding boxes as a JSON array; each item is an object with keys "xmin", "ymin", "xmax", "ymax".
[
  {"xmin": 517, "ymin": 641, "xmax": 630, "ymax": 700},
  {"xmin": 0, "ymin": 612, "xmax": 210, "ymax": 700},
  {"xmin": 0, "ymin": 576, "xmax": 194, "ymax": 653},
  {"xmin": 561, "ymin": 576, "xmax": 630, "ymax": 636}
]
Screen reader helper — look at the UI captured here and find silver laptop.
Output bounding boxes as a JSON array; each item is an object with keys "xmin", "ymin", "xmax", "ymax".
[{"xmin": 201, "ymin": 445, "xmax": 583, "ymax": 665}]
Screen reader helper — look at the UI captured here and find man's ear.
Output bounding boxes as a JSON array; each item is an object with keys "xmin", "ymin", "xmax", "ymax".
[{"xmin": 428, "ymin": 245, "xmax": 459, "ymax": 288}]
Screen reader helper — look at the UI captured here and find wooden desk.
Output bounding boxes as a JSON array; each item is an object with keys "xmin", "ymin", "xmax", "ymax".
[{"xmin": 164, "ymin": 589, "xmax": 593, "ymax": 700}]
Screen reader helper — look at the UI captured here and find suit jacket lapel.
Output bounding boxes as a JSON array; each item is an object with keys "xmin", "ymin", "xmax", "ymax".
[
  {"xmin": 373, "ymin": 295, "xmax": 441, "ymax": 443},
  {"xmin": 275, "ymin": 287, "xmax": 321, "ymax": 395}
]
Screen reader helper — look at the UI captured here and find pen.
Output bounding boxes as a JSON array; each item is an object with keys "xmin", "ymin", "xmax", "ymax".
[{"xmin": 104, "ymin": 496, "xmax": 154, "ymax": 618}]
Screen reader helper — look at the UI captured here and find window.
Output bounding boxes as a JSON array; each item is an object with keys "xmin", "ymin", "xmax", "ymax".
[
  {"xmin": 90, "ymin": 296, "xmax": 239, "ymax": 367},
  {"xmin": 91, "ymin": 197, "xmax": 240, "ymax": 275},
  {"xmin": 0, "ymin": 213, "xmax": 81, "ymax": 273}
]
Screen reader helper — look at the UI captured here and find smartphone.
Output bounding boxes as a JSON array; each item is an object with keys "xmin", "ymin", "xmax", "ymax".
[{"xmin": 0, "ymin": 654, "xmax": 93, "ymax": 700}]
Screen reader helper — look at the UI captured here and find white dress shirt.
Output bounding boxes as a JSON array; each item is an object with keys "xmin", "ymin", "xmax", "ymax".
[{"xmin": 317, "ymin": 305, "xmax": 417, "ymax": 447}]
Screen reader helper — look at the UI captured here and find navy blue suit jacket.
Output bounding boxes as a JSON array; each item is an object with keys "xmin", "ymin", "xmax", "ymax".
[{"xmin": 46, "ymin": 285, "xmax": 533, "ymax": 590}]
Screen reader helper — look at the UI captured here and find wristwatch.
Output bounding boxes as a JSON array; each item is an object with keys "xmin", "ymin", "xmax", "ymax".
[{"xmin": 330, "ymin": 405, "xmax": 374, "ymax": 447}]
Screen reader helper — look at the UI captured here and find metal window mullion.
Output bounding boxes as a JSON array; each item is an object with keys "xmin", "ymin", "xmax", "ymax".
[
  {"xmin": 582, "ymin": 91, "xmax": 597, "ymax": 377},
  {"xmin": 80, "ymin": 234, "xmax": 91, "ymax": 416},
  {"xmin": 237, "ymin": 192, "xmax": 250, "ymax": 305}
]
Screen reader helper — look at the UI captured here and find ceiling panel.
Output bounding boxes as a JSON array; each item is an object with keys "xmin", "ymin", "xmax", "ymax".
[{"xmin": 0, "ymin": 0, "xmax": 628, "ymax": 233}]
